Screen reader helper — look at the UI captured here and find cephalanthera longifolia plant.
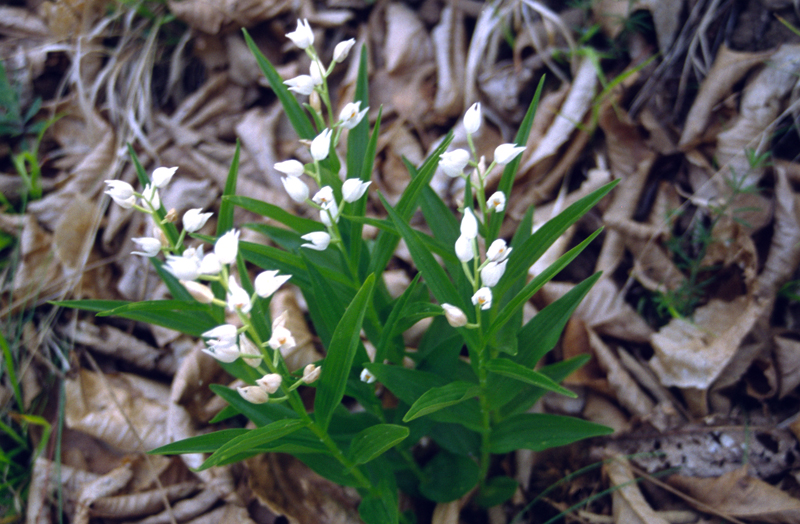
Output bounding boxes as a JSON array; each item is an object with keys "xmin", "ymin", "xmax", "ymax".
[{"xmin": 59, "ymin": 20, "xmax": 616, "ymax": 523}]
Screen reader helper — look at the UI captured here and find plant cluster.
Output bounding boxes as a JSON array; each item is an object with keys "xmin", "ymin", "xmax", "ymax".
[{"xmin": 62, "ymin": 20, "xmax": 617, "ymax": 523}]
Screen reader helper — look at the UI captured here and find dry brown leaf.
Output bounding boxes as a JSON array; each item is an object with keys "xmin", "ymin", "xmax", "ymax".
[
  {"xmin": 524, "ymin": 57, "xmax": 597, "ymax": 168},
  {"xmin": 270, "ymin": 289, "xmax": 321, "ymax": 372},
  {"xmin": 605, "ymin": 456, "xmax": 671, "ymax": 524},
  {"xmin": 627, "ymin": 237, "xmax": 686, "ymax": 294},
  {"xmin": 90, "ymin": 481, "xmax": 198, "ymax": 519},
  {"xmin": 679, "ymin": 45, "xmax": 775, "ymax": 148},
  {"xmin": 668, "ymin": 467, "xmax": 800, "ymax": 523},
  {"xmin": 716, "ymin": 45, "xmax": 800, "ymax": 190},
  {"xmin": 431, "ymin": 6, "xmax": 466, "ymax": 118},
  {"xmin": 384, "ymin": 3, "xmax": 433, "ymax": 74},
  {"xmin": 134, "ymin": 488, "xmax": 221, "ymax": 524},
  {"xmin": 649, "ymin": 296, "xmax": 764, "ymax": 392},
  {"xmin": 65, "ymin": 369, "xmax": 172, "ymax": 452},
  {"xmin": 53, "ymin": 193, "xmax": 98, "ymax": 277},
  {"xmin": 74, "ymin": 463, "xmax": 134, "ymax": 524},
  {"xmin": 167, "ymin": 0, "xmax": 289, "ymax": 35},
  {"xmin": 757, "ymin": 167, "xmax": 800, "ymax": 300},
  {"xmin": 184, "ymin": 503, "xmax": 256, "ymax": 524},
  {"xmin": 775, "ymin": 335, "xmax": 800, "ymax": 398},
  {"xmin": 59, "ymin": 320, "xmax": 166, "ymax": 372},
  {"xmin": 588, "ymin": 328, "xmax": 656, "ymax": 423},
  {"xmin": 0, "ymin": 6, "xmax": 49, "ymax": 37},
  {"xmin": 247, "ymin": 453, "xmax": 361, "ymax": 524}
]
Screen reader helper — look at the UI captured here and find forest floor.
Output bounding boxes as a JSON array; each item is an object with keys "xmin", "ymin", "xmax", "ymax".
[{"xmin": 4, "ymin": 0, "xmax": 800, "ymax": 523}]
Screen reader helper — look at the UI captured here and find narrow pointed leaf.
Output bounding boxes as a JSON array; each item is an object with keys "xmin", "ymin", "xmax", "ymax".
[
  {"xmin": 486, "ymin": 358, "xmax": 576, "ymax": 398},
  {"xmin": 403, "ymin": 382, "xmax": 481, "ymax": 422},
  {"xmin": 200, "ymin": 419, "xmax": 307, "ymax": 470},
  {"xmin": 217, "ymin": 142, "xmax": 240, "ymax": 234},
  {"xmin": 315, "ymin": 274, "xmax": 376, "ymax": 432},
  {"xmin": 226, "ymin": 195, "xmax": 320, "ymax": 234},
  {"xmin": 489, "ymin": 413, "xmax": 612, "ymax": 454},
  {"xmin": 349, "ymin": 424, "xmax": 409, "ymax": 465}
]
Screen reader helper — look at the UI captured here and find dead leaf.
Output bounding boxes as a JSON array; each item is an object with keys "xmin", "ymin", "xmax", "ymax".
[
  {"xmin": 668, "ymin": 467, "xmax": 800, "ymax": 523},
  {"xmin": 649, "ymin": 296, "xmax": 764, "ymax": 393},
  {"xmin": 605, "ymin": 456, "xmax": 671, "ymax": 524},
  {"xmin": 167, "ymin": 0, "xmax": 289, "ymax": 35},
  {"xmin": 774, "ymin": 335, "xmax": 800, "ymax": 399}
]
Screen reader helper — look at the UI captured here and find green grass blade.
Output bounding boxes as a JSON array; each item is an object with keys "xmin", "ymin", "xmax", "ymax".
[
  {"xmin": 217, "ymin": 141, "xmax": 240, "ymax": 234},
  {"xmin": 225, "ymin": 195, "xmax": 321, "ymax": 234}
]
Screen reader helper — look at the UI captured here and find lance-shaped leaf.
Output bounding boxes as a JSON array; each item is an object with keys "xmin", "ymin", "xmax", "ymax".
[
  {"xmin": 486, "ymin": 358, "xmax": 576, "ymax": 398},
  {"xmin": 348, "ymin": 424, "xmax": 409, "ymax": 465},
  {"xmin": 149, "ymin": 429, "xmax": 248, "ymax": 455},
  {"xmin": 314, "ymin": 274, "xmax": 376, "ymax": 432},
  {"xmin": 403, "ymin": 382, "xmax": 481, "ymax": 423},
  {"xmin": 200, "ymin": 419, "xmax": 307, "ymax": 469},
  {"xmin": 489, "ymin": 413, "xmax": 612, "ymax": 454}
]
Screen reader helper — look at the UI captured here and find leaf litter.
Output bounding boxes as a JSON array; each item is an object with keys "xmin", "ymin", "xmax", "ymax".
[{"xmin": 4, "ymin": 0, "xmax": 800, "ymax": 523}]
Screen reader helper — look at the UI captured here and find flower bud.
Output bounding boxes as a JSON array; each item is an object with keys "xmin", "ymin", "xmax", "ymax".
[
  {"xmin": 454, "ymin": 234, "xmax": 473, "ymax": 262},
  {"xmin": 183, "ymin": 208, "xmax": 213, "ymax": 233},
  {"xmin": 104, "ymin": 180, "xmax": 136, "ymax": 208},
  {"xmin": 480, "ymin": 259, "xmax": 507, "ymax": 287},
  {"xmin": 284, "ymin": 75, "xmax": 316, "ymax": 96},
  {"xmin": 131, "ymin": 237, "xmax": 162, "ymax": 257},
  {"xmin": 282, "ymin": 176, "xmax": 309, "ymax": 203},
  {"xmin": 439, "ymin": 149, "xmax": 470, "ymax": 178},
  {"xmin": 140, "ymin": 183, "xmax": 160, "ymax": 210},
  {"xmin": 238, "ymin": 334, "xmax": 263, "ymax": 367},
  {"xmin": 463, "ymin": 102, "xmax": 481, "ymax": 134},
  {"xmin": 181, "ymin": 280, "xmax": 214, "ymax": 304},
  {"xmin": 310, "ymin": 128, "xmax": 332, "ymax": 161},
  {"xmin": 256, "ymin": 373, "xmax": 283, "ymax": 394},
  {"xmin": 300, "ymin": 231, "xmax": 331, "ymax": 251},
  {"xmin": 152, "ymin": 166, "xmax": 178, "ymax": 188},
  {"xmin": 226, "ymin": 275, "xmax": 251, "ymax": 313},
  {"xmin": 214, "ymin": 229, "xmax": 240, "ymax": 265},
  {"xmin": 165, "ymin": 255, "xmax": 200, "ymax": 281},
  {"xmin": 286, "ymin": 19, "xmax": 314, "ymax": 49},
  {"xmin": 494, "ymin": 143, "xmax": 526, "ymax": 165},
  {"xmin": 460, "ymin": 207, "xmax": 478, "ymax": 239},
  {"xmin": 302, "ymin": 364, "xmax": 321, "ymax": 384},
  {"xmin": 237, "ymin": 386, "xmax": 269, "ymax": 404},
  {"xmin": 441, "ymin": 303, "xmax": 467, "ymax": 327},
  {"xmin": 342, "ymin": 178, "xmax": 371, "ymax": 202},
  {"xmin": 333, "ymin": 38, "xmax": 356, "ymax": 62},
  {"xmin": 254, "ymin": 270, "xmax": 291, "ymax": 298},
  {"xmin": 274, "ymin": 159, "xmax": 305, "ymax": 177}
]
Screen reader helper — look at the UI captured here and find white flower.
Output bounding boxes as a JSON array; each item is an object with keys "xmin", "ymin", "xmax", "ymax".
[
  {"xmin": 301, "ymin": 231, "xmax": 331, "ymax": 250},
  {"xmin": 310, "ymin": 128, "xmax": 332, "ymax": 161},
  {"xmin": 256, "ymin": 373, "xmax": 283, "ymax": 394},
  {"xmin": 284, "ymin": 74, "xmax": 316, "ymax": 96},
  {"xmin": 131, "ymin": 237, "xmax": 161, "ymax": 257},
  {"xmin": 339, "ymin": 101, "xmax": 368, "ymax": 129},
  {"xmin": 313, "ymin": 186, "xmax": 339, "ymax": 225},
  {"xmin": 487, "ymin": 191, "xmax": 506, "ymax": 213},
  {"xmin": 268, "ymin": 325, "xmax": 295, "ymax": 352},
  {"xmin": 203, "ymin": 323, "xmax": 238, "ymax": 344},
  {"xmin": 183, "ymin": 208, "xmax": 213, "ymax": 233},
  {"xmin": 202, "ymin": 324, "xmax": 239, "ymax": 362},
  {"xmin": 282, "ymin": 176, "xmax": 309, "ymax": 203},
  {"xmin": 441, "ymin": 303, "xmax": 467, "ymax": 327},
  {"xmin": 165, "ymin": 254, "xmax": 200, "ymax": 281},
  {"xmin": 360, "ymin": 368, "xmax": 376, "ymax": 384},
  {"xmin": 333, "ymin": 38, "xmax": 356, "ymax": 62},
  {"xmin": 460, "ymin": 207, "xmax": 478, "ymax": 239},
  {"xmin": 199, "ymin": 253, "xmax": 222, "ymax": 275},
  {"xmin": 239, "ymin": 334, "xmax": 263, "ymax": 367},
  {"xmin": 320, "ymin": 204, "xmax": 340, "ymax": 226},
  {"xmin": 140, "ymin": 183, "xmax": 160, "ymax": 210},
  {"xmin": 310, "ymin": 60, "xmax": 324, "ymax": 85},
  {"xmin": 104, "ymin": 180, "xmax": 136, "ymax": 208},
  {"xmin": 302, "ymin": 364, "xmax": 321, "ymax": 383},
  {"xmin": 181, "ymin": 280, "xmax": 214, "ymax": 304},
  {"xmin": 342, "ymin": 179, "xmax": 371, "ymax": 202},
  {"xmin": 203, "ymin": 344, "xmax": 241, "ymax": 363},
  {"xmin": 152, "ymin": 166, "xmax": 178, "ymax": 188},
  {"xmin": 494, "ymin": 143, "xmax": 526, "ymax": 165},
  {"xmin": 286, "ymin": 19, "xmax": 314, "ymax": 49},
  {"xmin": 254, "ymin": 270, "xmax": 291, "ymax": 298},
  {"xmin": 471, "ymin": 287, "xmax": 493, "ymax": 310},
  {"xmin": 275, "ymin": 159, "xmax": 305, "ymax": 177},
  {"xmin": 454, "ymin": 234, "xmax": 473, "ymax": 262},
  {"xmin": 439, "ymin": 149, "xmax": 470, "ymax": 178},
  {"xmin": 486, "ymin": 239, "xmax": 512, "ymax": 262},
  {"xmin": 480, "ymin": 259, "xmax": 507, "ymax": 287},
  {"xmin": 227, "ymin": 276, "xmax": 252, "ymax": 313},
  {"xmin": 237, "ymin": 386, "xmax": 269, "ymax": 404},
  {"xmin": 215, "ymin": 229, "xmax": 240, "ymax": 265},
  {"xmin": 463, "ymin": 102, "xmax": 481, "ymax": 134}
]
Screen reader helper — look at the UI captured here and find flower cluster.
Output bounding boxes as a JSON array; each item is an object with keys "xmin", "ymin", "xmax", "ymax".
[
  {"xmin": 275, "ymin": 20, "xmax": 371, "ymax": 255},
  {"xmin": 438, "ymin": 102, "xmax": 523, "ymax": 327}
]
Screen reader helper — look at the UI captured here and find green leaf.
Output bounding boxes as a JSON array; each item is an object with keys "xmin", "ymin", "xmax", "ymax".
[
  {"xmin": 200, "ymin": 419, "xmax": 307, "ymax": 470},
  {"xmin": 348, "ymin": 424, "xmax": 409, "ymax": 465},
  {"xmin": 494, "ymin": 180, "xmax": 618, "ymax": 304},
  {"xmin": 369, "ymin": 133, "xmax": 453, "ymax": 276},
  {"xmin": 359, "ymin": 492, "xmax": 399, "ymax": 524},
  {"xmin": 476, "ymin": 476, "xmax": 518, "ymax": 508},
  {"xmin": 488, "ymin": 75, "xmax": 546, "ymax": 241},
  {"xmin": 149, "ymin": 429, "xmax": 247, "ymax": 455},
  {"xmin": 489, "ymin": 413, "xmax": 612, "ymax": 454},
  {"xmin": 420, "ymin": 450, "xmax": 480, "ymax": 502},
  {"xmin": 242, "ymin": 29, "xmax": 315, "ymax": 139},
  {"xmin": 217, "ymin": 142, "xmax": 240, "ymax": 235},
  {"xmin": 226, "ymin": 195, "xmax": 320, "ymax": 234},
  {"xmin": 375, "ymin": 273, "xmax": 421, "ymax": 364},
  {"xmin": 403, "ymin": 382, "xmax": 481, "ymax": 423},
  {"xmin": 314, "ymin": 274, "xmax": 376, "ymax": 432},
  {"xmin": 488, "ymin": 232, "xmax": 603, "ymax": 341},
  {"xmin": 486, "ymin": 358, "xmax": 576, "ymax": 398},
  {"xmin": 499, "ymin": 355, "xmax": 591, "ymax": 418}
]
